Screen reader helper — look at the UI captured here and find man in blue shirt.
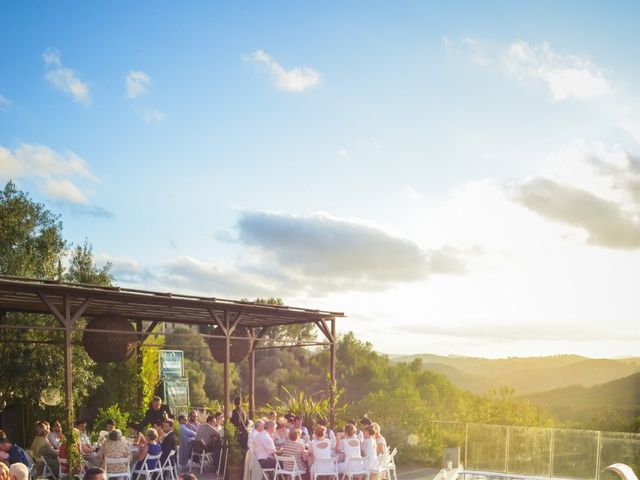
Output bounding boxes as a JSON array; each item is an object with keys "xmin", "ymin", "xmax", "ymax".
[{"xmin": 0, "ymin": 437, "xmax": 32, "ymax": 467}]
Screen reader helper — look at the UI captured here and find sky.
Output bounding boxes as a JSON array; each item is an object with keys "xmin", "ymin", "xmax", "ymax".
[{"xmin": 2, "ymin": 1, "xmax": 640, "ymax": 359}]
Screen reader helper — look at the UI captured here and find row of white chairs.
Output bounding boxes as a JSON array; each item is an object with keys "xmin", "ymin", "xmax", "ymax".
[
  {"xmin": 259, "ymin": 447, "xmax": 398, "ymax": 480},
  {"xmin": 35, "ymin": 450, "xmax": 177, "ymax": 480}
]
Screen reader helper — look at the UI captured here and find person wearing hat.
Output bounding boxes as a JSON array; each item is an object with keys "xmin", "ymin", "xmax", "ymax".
[{"xmin": 0, "ymin": 437, "xmax": 31, "ymax": 467}]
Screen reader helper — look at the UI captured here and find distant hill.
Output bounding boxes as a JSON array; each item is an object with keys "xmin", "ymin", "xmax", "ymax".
[
  {"xmin": 391, "ymin": 354, "xmax": 640, "ymax": 395},
  {"xmin": 520, "ymin": 372, "xmax": 640, "ymax": 424}
]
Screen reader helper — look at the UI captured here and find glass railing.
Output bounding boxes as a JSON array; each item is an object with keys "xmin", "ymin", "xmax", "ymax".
[{"xmin": 434, "ymin": 422, "xmax": 640, "ymax": 480}]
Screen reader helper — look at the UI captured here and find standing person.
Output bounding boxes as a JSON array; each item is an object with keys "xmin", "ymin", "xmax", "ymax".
[
  {"xmin": 230, "ymin": 396, "xmax": 248, "ymax": 449},
  {"xmin": 0, "ymin": 437, "xmax": 32, "ymax": 467},
  {"xmin": 140, "ymin": 397, "xmax": 173, "ymax": 429},
  {"xmin": 177, "ymin": 416, "xmax": 196, "ymax": 467},
  {"xmin": 160, "ymin": 420, "xmax": 177, "ymax": 466}
]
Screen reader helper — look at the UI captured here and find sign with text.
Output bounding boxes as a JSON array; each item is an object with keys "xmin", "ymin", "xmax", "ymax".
[
  {"xmin": 164, "ymin": 377, "xmax": 190, "ymax": 407},
  {"xmin": 159, "ymin": 350, "xmax": 184, "ymax": 378}
]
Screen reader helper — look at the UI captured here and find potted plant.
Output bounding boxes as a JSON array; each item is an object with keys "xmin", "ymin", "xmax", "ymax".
[{"xmin": 223, "ymin": 420, "xmax": 245, "ymax": 479}]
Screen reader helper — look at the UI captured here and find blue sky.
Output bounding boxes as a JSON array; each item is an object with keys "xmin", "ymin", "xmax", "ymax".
[{"xmin": 2, "ymin": 1, "xmax": 640, "ymax": 357}]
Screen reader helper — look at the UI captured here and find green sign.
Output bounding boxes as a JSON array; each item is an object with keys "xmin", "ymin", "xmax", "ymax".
[
  {"xmin": 164, "ymin": 377, "xmax": 190, "ymax": 407},
  {"xmin": 159, "ymin": 350, "xmax": 184, "ymax": 378}
]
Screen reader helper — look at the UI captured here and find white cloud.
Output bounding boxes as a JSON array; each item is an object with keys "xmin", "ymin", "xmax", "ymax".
[
  {"xmin": 42, "ymin": 178, "xmax": 88, "ymax": 204},
  {"xmin": 0, "ymin": 143, "xmax": 97, "ymax": 204},
  {"xmin": 0, "ymin": 95, "xmax": 11, "ymax": 111},
  {"xmin": 138, "ymin": 106, "xmax": 166, "ymax": 124},
  {"xmin": 460, "ymin": 38, "xmax": 610, "ymax": 101},
  {"xmin": 126, "ymin": 70, "xmax": 151, "ymax": 98},
  {"xmin": 338, "ymin": 148, "xmax": 349, "ymax": 158},
  {"xmin": 504, "ymin": 41, "xmax": 610, "ymax": 101},
  {"xmin": 42, "ymin": 48, "xmax": 61, "ymax": 66},
  {"xmin": 248, "ymin": 49, "xmax": 321, "ymax": 92},
  {"xmin": 43, "ymin": 49, "xmax": 91, "ymax": 105}
]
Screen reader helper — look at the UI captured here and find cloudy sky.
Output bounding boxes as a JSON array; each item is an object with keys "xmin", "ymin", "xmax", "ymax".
[{"xmin": 2, "ymin": 2, "xmax": 640, "ymax": 358}]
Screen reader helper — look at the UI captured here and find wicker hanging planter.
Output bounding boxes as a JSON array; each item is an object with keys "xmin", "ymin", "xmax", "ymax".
[
  {"xmin": 82, "ymin": 313, "xmax": 138, "ymax": 363},
  {"xmin": 207, "ymin": 325, "xmax": 253, "ymax": 363}
]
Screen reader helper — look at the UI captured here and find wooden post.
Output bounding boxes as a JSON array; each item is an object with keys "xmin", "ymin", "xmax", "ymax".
[
  {"xmin": 136, "ymin": 320, "xmax": 144, "ymax": 408},
  {"xmin": 329, "ymin": 318, "xmax": 336, "ymax": 430},
  {"xmin": 63, "ymin": 295, "xmax": 73, "ymax": 432},
  {"xmin": 224, "ymin": 311, "xmax": 230, "ymax": 421},
  {"xmin": 249, "ymin": 339, "xmax": 256, "ymax": 420}
]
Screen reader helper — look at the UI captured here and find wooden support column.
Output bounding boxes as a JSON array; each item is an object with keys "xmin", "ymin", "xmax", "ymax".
[
  {"xmin": 223, "ymin": 311, "xmax": 231, "ymax": 421},
  {"xmin": 63, "ymin": 295, "xmax": 73, "ymax": 431},
  {"xmin": 136, "ymin": 320, "xmax": 144, "ymax": 408},
  {"xmin": 249, "ymin": 329, "xmax": 256, "ymax": 420},
  {"xmin": 329, "ymin": 317, "xmax": 336, "ymax": 430},
  {"xmin": 38, "ymin": 292, "xmax": 92, "ymax": 432}
]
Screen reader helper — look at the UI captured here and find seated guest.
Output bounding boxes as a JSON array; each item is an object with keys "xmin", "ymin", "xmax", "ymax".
[
  {"xmin": 98, "ymin": 420, "xmax": 121, "ymax": 445},
  {"xmin": 74, "ymin": 420, "xmax": 94, "ymax": 455},
  {"xmin": 194, "ymin": 415, "xmax": 221, "ymax": 454},
  {"xmin": 177, "ymin": 415, "xmax": 196, "ymax": 466},
  {"xmin": 47, "ymin": 421, "xmax": 65, "ymax": 450},
  {"xmin": 247, "ymin": 420, "xmax": 264, "ymax": 451},
  {"xmin": 253, "ymin": 421, "xmax": 281, "ymax": 469},
  {"xmin": 292, "ymin": 416, "xmax": 309, "ymax": 444},
  {"xmin": 97, "ymin": 430, "xmax": 130, "ymax": 475},
  {"xmin": 272, "ymin": 419, "xmax": 288, "ymax": 449},
  {"xmin": 371, "ymin": 423, "xmax": 387, "ymax": 454},
  {"xmin": 0, "ymin": 436, "xmax": 32, "ymax": 467},
  {"xmin": 281, "ymin": 428, "xmax": 308, "ymax": 476},
  {"xmin": 84, "ymin": 467, "xmax": 106, "ymax": 480},
  {"xmin": 153, "ymin": 421, "xmax": 165, "ymax": 442},
  {"xmin": 134, "ymin": 429, "xmax": 161, "ymax": 470},
  {"xmin": 30, "ymin": 422, "xmax": 59, "ymax": 475},
  {"xmin": 315, "ymin": 418, "xmax": 336, "ymax": 448},
  {"xmin": 309, "ymin": 426, "xmax": 332, "ymax": 463},
  {"xmin": 212, "ymin": 411, "xmax": 224, "ymax": 435},
  {"xmin": 337, "ymin": 423, "xmax": 361, "ymax": 474},
  {"xmin": 160, "ymin": 420, "xmax": 177, "ymax": 466},
  {"xmin": 0, "ymin": 462, "xmax": 8, "ymax": 480},
  {"xmin": 186, "ymin": 410, "xmax": 200, "ymax": 433},
  {"xmin": 8, "ymin": 463, "xmax": 28, "ymax": 480},
  {"xmin": 127, "ymin": 423, "xmax": 146, "ymax": 447},
  {"xmin": 267, "ymin": 411, "xmax": 277, "ymax": 422}
]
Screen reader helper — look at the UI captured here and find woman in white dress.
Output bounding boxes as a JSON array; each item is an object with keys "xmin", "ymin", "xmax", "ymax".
[
  {"xmin": 310, "ymin": 426, "xmax": 333, "ymax": 478},
  {"xmin": 337, "ymin": 423, "xmax": 362, "ymax": 474},
  {"xmin": 362, "ymin": 426, "xmax": 378, "ymax": 471},
  {"xmin": 372, "ymin": 423, "xmax": 388, "ymax": 454}
]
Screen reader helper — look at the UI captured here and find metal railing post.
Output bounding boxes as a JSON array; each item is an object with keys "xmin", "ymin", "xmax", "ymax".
[{"xmin": 595, "ymin": 430, "xmax": 602, "ymax": 480}]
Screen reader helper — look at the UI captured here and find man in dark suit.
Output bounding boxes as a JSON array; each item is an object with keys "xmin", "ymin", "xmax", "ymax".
[{"xmin": 160, "ymin": 420, "xmax": 177, "ymax": 466}]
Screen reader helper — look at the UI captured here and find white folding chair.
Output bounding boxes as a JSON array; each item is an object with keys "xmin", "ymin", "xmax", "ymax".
[
  {"xmin": 160, "ymin": 450, "xmax": 177, "ymax": 480},
  {"xmin": 369, "ymin": 452, "xmax": 389, "ymax": 479},
  {"xmin": 251, "ymin": 451, "xmax": 274, "ymax": 480},
  {"xmin": 387, "ymin": 448, "xmax": 398, "ymax": 480},
  {"xmin": 311, "ymin": 457, "xmax": 338, "ymax": 480},
  {"xmin": 274, "ymin": 454, "xmax": 304, "ymax": 480},
  {"xmin": 343, "ymin": 456, "xmax": 370, "ymax": 480},
  {"xmin": 104, "ymin": 456, "xmax": 132, "ymax": 480},
  {"xmin": 132, "ymin": 452, "xmax": 162, "ymax": 480},
  {"xmin": 187, "ymin": 441, "xmax": 213, "ymax": 475},
  {"xmin": 35, "ymin": 455, "xmax": 57, "ymax": 480}
]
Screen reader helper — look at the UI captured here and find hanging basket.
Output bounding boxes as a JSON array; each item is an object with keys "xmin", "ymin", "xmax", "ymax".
[
  {"xmin": 82, "ymin": 314, "xmax": 138, "ymax": 363},
  {"xmin": 207, "ymin": 325, "xmax": 253, "ymax": 363}
]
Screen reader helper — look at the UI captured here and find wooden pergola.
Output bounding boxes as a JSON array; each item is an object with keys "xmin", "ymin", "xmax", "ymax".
[{"xmin": 0, "ymin": 275, "xmax": 344, "ymax": 429}]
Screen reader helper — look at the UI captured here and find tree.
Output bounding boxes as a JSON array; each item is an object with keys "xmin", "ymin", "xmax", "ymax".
[{"xmin": 0, "ymin": 180, "xmax": 65, "ymax": 277}]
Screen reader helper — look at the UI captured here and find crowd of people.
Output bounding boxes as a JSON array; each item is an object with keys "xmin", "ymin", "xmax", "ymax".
[{"xmin": 1, "ymin": 394, "xmax": 390, "ymax": 480}]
